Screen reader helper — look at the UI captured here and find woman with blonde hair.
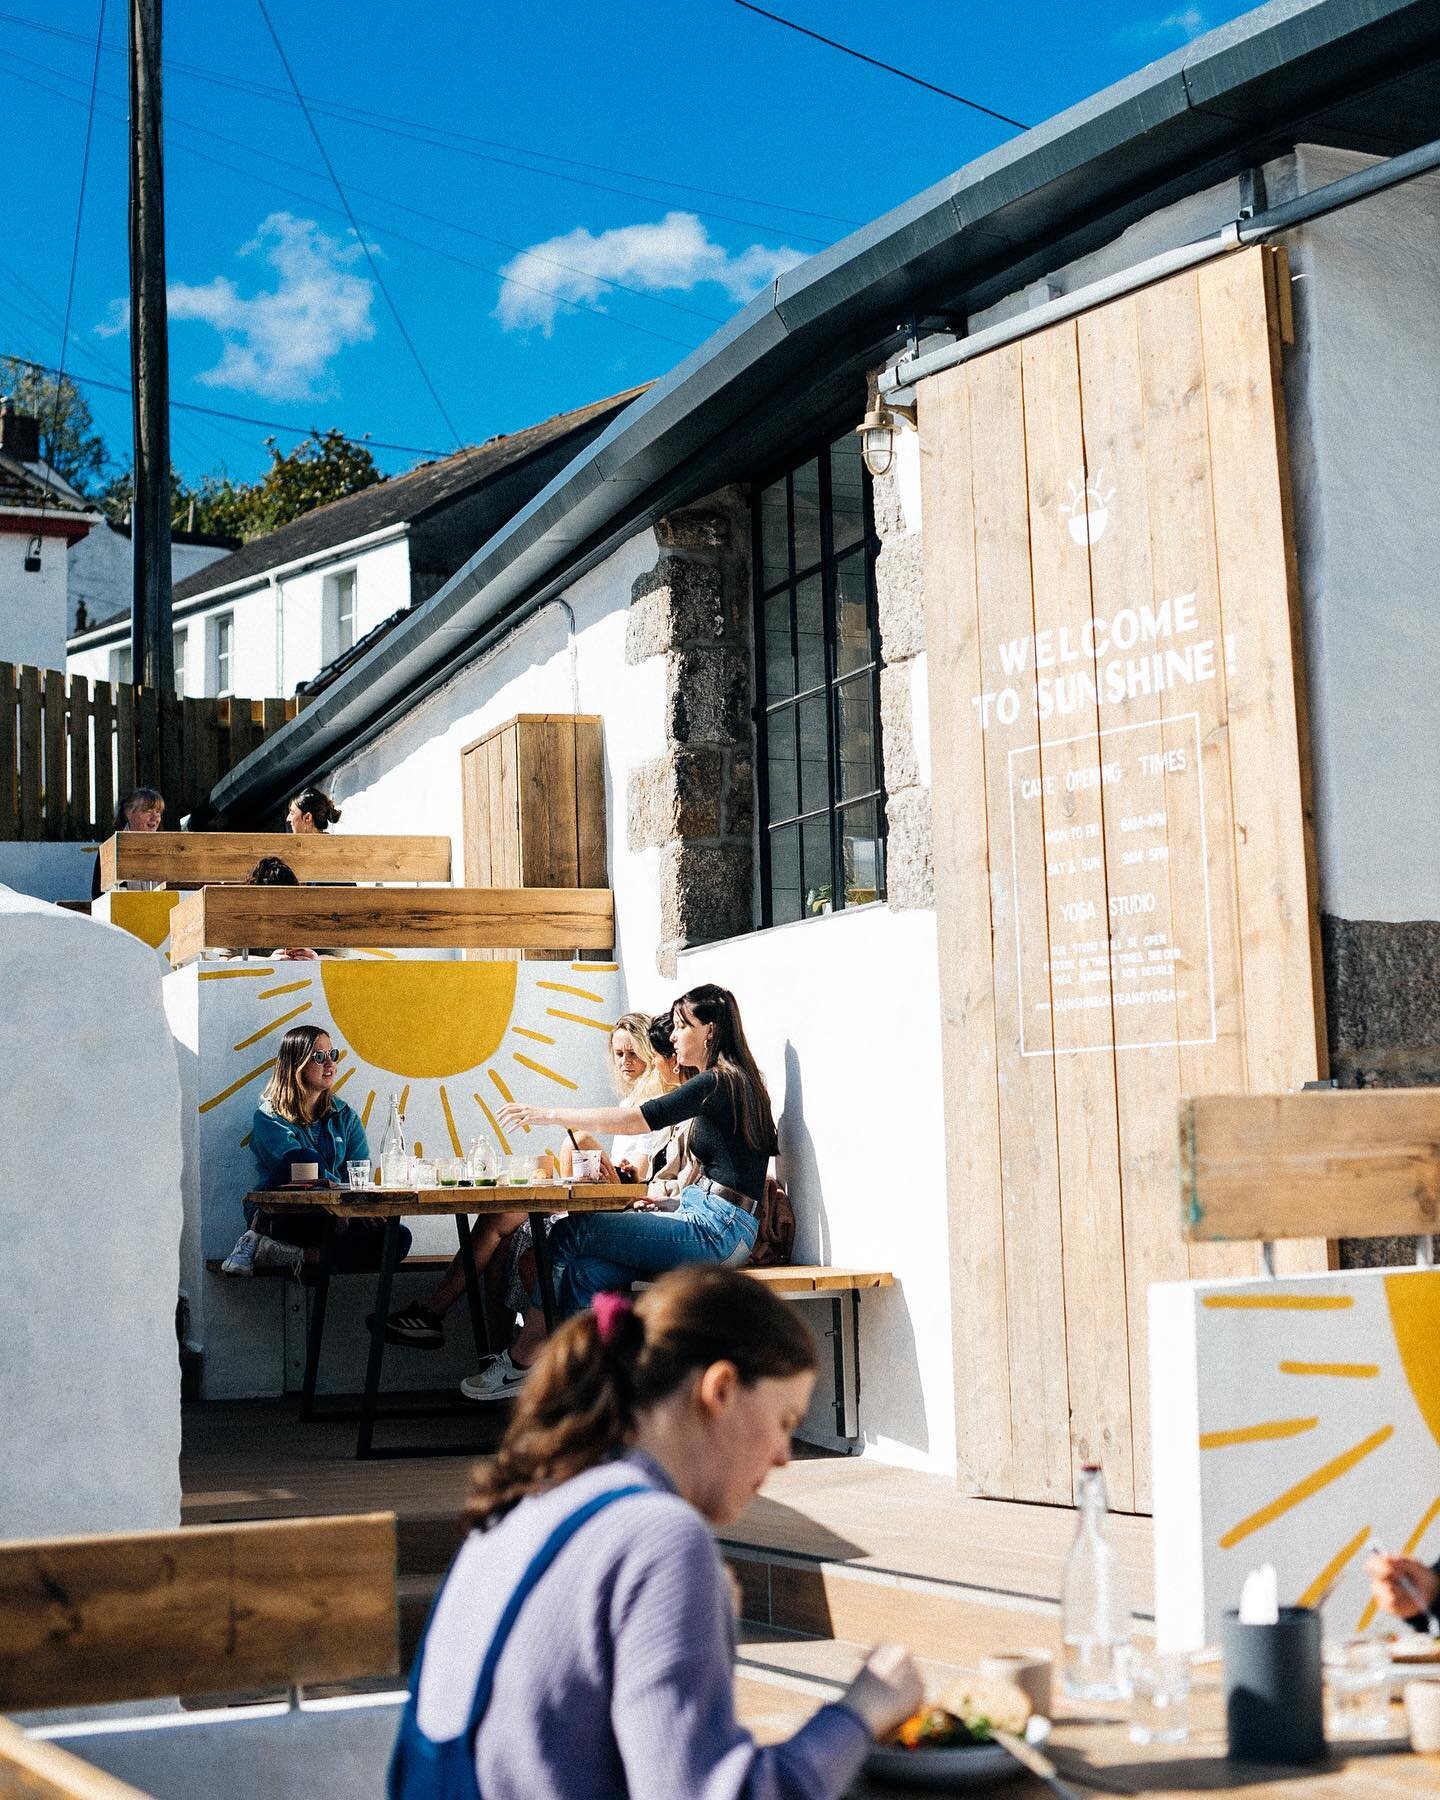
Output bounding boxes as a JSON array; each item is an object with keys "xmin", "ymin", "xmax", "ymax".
[
  {"xmin": 389, "ymin": 1266, "xmax": 920, "ymax": 1797},
  {"xmin": 221, "ymin": 1021, "xmax": 403, "ymax": 1279}
]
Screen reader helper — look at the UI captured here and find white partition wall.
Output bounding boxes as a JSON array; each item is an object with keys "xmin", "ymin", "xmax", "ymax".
[
  {"xmin": 165, "ymin": 956, "xmax": 624, "ymax": 1399},
  {"xmin": 0, "ymin": 888, "xmax": 183, "ymax": 1537}
]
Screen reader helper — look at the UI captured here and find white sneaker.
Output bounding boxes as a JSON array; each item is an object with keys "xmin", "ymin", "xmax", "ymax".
[
  {"xmin": 251, "ymin": 1234, "xmax": 305, "ymax": 1280},
  {"xmin": 220, "ymin": 1230, "xmax": 260, "ymax": 1276},
  {"xmin": 459, "ymin": 1352, "xmax": 530, "ymax": 1402}
]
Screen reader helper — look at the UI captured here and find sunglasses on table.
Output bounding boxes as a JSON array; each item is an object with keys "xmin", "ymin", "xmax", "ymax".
[{"xmin": 307, "ymin": 1048, "xmax": 342, "ymax": 1066}]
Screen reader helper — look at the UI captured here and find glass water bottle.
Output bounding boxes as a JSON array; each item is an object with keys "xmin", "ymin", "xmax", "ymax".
[
  {"xmin": 379, "ymin": 1093, "xmax": 408, "ymax": 1188},
  {"xmin": 1062, "ymin": 1462, "xmax": 1131, "ymax": 1701}
]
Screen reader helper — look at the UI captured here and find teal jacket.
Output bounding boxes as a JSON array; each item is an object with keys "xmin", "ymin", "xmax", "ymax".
[{"xmin": 251, "ymin": 1096, "xmax": 369, "ymax": 1189}]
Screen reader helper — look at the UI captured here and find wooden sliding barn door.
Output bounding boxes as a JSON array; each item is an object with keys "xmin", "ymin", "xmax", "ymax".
[{"xmin": 920, "ymin": 248, "xmax": 1326, "ymax": 1511}]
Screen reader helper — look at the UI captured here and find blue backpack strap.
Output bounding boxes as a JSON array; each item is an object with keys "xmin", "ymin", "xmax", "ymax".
[{"xmin": 461, "ymin": 1482, "xmax": 649, "ymax": 1749}]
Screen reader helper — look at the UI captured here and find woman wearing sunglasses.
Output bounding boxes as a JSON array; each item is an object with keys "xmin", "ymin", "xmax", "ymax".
[{"xmin": 221, "ymin": 1022, "xmax": 406, "ymax": 1279}]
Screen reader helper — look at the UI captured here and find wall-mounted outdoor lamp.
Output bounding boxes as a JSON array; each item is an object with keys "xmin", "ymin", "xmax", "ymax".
[
  {"xmin": 855, "ymin": 402, "xmax": 916, "ymax": 479},
  {"xmin": 23, "ymin": 535, "xmax": 42, "ymax": 573}
]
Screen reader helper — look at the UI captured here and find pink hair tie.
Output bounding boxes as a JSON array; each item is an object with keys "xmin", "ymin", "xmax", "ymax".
[{"xmin": 592, "ymin": 1291, "xmax": 634, "ymax": 1347}]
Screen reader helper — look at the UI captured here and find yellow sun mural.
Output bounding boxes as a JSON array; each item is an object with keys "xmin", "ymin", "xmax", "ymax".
[{"xmin": 1152, "ymin": 1269, "xmax": 1440, "ymax": 1649}]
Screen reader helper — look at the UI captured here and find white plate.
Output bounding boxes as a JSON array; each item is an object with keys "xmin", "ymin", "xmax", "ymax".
[{"xmin": 861, "ymin": 1742, "xmax": 1016, "ymax": 1789}]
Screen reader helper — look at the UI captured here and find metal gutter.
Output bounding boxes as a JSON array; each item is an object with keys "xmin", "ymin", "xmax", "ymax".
[{"xmin": 208, "ymin": 0, "xmax": 1440, "ymax": 822}]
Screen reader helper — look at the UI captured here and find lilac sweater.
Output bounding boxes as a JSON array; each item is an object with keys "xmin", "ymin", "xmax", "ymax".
[{"xmin": 414, "ymin": 1449, "xmax": 870, "ymax": 1799}]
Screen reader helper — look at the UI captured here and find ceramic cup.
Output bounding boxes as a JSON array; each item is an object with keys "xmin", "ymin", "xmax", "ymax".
[
  {"xmin": 980, "ymin": 1651, "xmax": 1054, "ymax": 1720},
  {"xmin": 290, "ymin": 1160, "xmax": 319, "ymax": 1184},
  {"xmin": 1405, "ymin": 1680, "xmax": 1440, "ymax": 1754}
]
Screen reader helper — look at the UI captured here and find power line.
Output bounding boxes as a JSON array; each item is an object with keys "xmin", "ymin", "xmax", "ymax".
[
  {"xmin": 0, "ymin": 52, "xmax": 705, "ymax": 351},
  {"xmin": 0, "ymin": 4, "xmax": 853, "ymax": 236},
  {"xmin": 730, "ymin": 0, "xmax": 1030, "ymax": 130},
  {"xmin": 0, "ymin": 350, "xmax": 449, "ymax": 454}
]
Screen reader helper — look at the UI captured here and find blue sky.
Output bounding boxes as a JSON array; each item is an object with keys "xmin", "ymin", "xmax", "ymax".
[{"xmin": 0, "ymin": 0, "xmax": 1245, "ymax": 487}]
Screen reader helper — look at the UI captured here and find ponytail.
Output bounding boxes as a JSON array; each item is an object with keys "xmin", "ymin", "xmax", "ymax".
[{"xmin": 462, "ymin": 1266, "xmax": 815, "ymax": 1532}]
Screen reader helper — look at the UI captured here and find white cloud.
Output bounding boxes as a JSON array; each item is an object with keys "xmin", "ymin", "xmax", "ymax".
[
  {"xmin": 494, "ymin": 210, "xmax": 805, "ymax": 335},
  {"xmin": 160, "ymin": 213, "xmax": 375, "ymax": 400},
  {"xmin": 94, "ymin": 298, "xmax": 129, "ymax": 339},
  {"xmin": 1116, "ymin": 6, "xmax": 1208, "ymax": 45}
]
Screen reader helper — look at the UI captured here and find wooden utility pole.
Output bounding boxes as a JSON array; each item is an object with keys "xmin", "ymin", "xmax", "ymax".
[{"xmin": 128, "ymin": 0, "xmax": 174, "ymax": 699}]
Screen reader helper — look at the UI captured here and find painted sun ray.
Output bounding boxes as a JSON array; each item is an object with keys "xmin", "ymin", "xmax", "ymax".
[
  {"xmin": 199, "ymin": 966, "xmax": 277, "ymax": 980},
  {"xmin": 1217, "ymin": 1426, "xmax": 1395, "ymax": 1550},
  {"xmin": 360, "ymin": 1089, "xmax": 376, "ymax": 1129},
  {"xmin": 1200, "ymin": 1417, "xmax": 1319, "ymax": 1451},
  {"xmin": 536, "ymin": 981, "xmax": 605, "ymax": 1003},
  {"xmin": 1298, "ymin": 1523, "xmax": 1371, "ymax": 1609},
  {"xmin": 475, "ymin": 1094, "xmax": 511, "ymax": 1156},
  {"xmin": 512, "ymin": 1052, "xmax": 577, "ymax": 1090},
  {"xmin": 1279, "ymin": 1361, "xmax": 1380, "ymax": 1379},
  {"xmin": 570, "ymin": 962, "xmax": 618, "ymax": 972},
  {"xmin": 200, "ymin": 1058, "xmax": 277, "ymax": 1114},
  {"xmin": 257, "ymin": 978, "xmax": 312, "ymax": 1001},
  {"xmin": 439, "ymin": 1084, "xmax": 463, "ymax": 1157},
  {"xmin": 332, "ymin": 1067, "xmax": 356, "ymax": 1096},
  {"xmin": 1357, "ymin": 1492, "xmax": 1440, "ymax": 1632},
  {"xmin": 1203, "ymin": 1294, "xmax": 1354, "ymax": 1311},
  {"xmin": 487, "ymin": 1068, "xmax": 529, "ymax": 1131},
  {"xmin": 547, "ymin": 1007, "xmax": 616, "ymax": 1033},
  {"xmin": 232, "ymin": 1001, "xmax": 311, "ymax": 1053},
  {"xmin": 512, "ymin": 1027, "xmax": 557, "ymax": 1045},
  {"xmin": 399, "ymin": 1083, "xmax": 411, "ymax": 1116}
]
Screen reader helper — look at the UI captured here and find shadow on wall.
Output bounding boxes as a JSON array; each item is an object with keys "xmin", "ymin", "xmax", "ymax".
[{"xmin": 777, "ymin": 1040, "xmax": 929, "ymax": 1457}]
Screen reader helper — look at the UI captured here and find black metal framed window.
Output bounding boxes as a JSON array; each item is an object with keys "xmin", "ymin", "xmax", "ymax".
[{"xmin": 753, "ymin": 432, "xmax": 885, "ymax": 926}]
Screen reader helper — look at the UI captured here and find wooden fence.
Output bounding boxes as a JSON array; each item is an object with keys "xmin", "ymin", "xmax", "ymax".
[{"xmin": 0, "ymin": 661, "xmax": 302, "ymax": 841}]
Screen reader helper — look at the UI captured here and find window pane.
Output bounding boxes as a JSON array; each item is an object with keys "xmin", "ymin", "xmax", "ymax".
[
  {"xmin": 797, "ymin": 692, "xmax": 829, "ymax": 815},
  {"xmin": 830, "ymin": 434, "xmax": 864, "ymax": 555},
  {"xmin": 835, "ymin": 674, "xmax": 877, "ymax": 800},
  {"xmin": 792, "ymin": 458, "xmax": 822, "ymax": 575},
  {"xmin": 766, "ymin": 705, "xmax": 798, "ymax": 821},
  {"xmin": 841, "ymin": 800, "xmax": 883, "ymax": 907},
  {"xmin": 760, "ymin": 479, "xmax": 789, "ymax": 591},
  {"xmin": 802, "ymin": 815, "xmax": 833, "ymax": 916},
  {"xmin": 763, "ymin": 588, "xmax": 794, "ymax": 700},
  {"xmin": 768, "ymin": 824, "xmax": 802, "ymax": 925},
  {"xmin": 795, "ymin": 573, "xmax": 825, "ymax": 694},
  {"xmin": 835, "ymin": 550, "xmax": 872, "ymax": 676}
]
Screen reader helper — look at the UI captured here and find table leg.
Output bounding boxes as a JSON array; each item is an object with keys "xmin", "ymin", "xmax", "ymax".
[
  {"xmin": 357, "ymin": 1217, "xmax": 403, "ymax": 1460},
  {"xmin": 298, "ymin": 1216, "xmax": 336, "ymax": 1423},
  {"xmin": 530, "ymin": 1212, "xmax": 560, "ymax": 1332},
  {"xmin": 456, "ymin": 1213, "xmax": 492, "ymax": 1366}
]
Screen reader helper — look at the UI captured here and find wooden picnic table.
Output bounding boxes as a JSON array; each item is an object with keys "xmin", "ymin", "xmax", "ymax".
[
  {"xmin": 851, "ymin": 1675, "xmax": 1430, "ymax": 1796},
  {"xmin": 253, "ymin": 1182, "xmax": 635, "ymax": 1457}
]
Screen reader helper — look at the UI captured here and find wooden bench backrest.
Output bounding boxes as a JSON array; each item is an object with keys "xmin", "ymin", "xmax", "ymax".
[
  {"xmin": 98, "ymin": 831, "xmax": 452, "ymax": 892},
  {"xmin": 0, "ymin": 1512, "xmax": 398, "ymax": 1712},
  {"xmin": 168, "ymin": 884, "xmax": 615, "ymax": 963},
  {"xmin": 0, "ymin": 1718, "xmax": 153, "ymax": 1799},
  {"xmin": 1181, "ymin": 1089, "xmax": 1440, "ymax": 1242}
]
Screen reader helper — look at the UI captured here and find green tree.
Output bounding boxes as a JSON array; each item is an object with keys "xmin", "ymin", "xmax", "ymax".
[{"xmin": 0, "ymin": 357, "xmax": 111, "ymax": 492}]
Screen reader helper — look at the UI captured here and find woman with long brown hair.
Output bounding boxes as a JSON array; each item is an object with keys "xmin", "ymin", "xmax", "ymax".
[
  {"xmin": 389, "ymin": 1267, "xmax": 920, "ymax": 1797},
  {"xmin": 220, "ymin": 1021, "xmax": 404, "ymax": 1279},
  {"xmin": 496, "ymin": 984, "xmax": 777, "ymax": 1343}
]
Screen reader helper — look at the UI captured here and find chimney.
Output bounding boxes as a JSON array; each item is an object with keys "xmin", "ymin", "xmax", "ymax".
[{"xmin": 0, "ymin": 397, "xmax": 41, "ymax": 464}]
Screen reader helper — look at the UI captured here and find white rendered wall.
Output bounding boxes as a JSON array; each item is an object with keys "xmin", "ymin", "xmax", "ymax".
[
  {"xmin": 273, "ymin": 537, "xmax": 411, "ymax": 694},
  {"xmin": 0, "ymin": 529, "xmax": 69, "ymax": 668},
  {"xmin": 328, "ymin": 531, "xmax": 667, "ymax": 984},
  {"xmin": 0, "ymin": 839, "xmax": 97, "ymax": 901},
  {"xmin": 67, "ymin": 523, "xmax": 231, "ymax": 639},
  {"xmin": 0, "ymin": 887, "xmax": 182, "ymax": 1537},
  {"xmin": 680, "ymin": 906, "xmax": 956, "ymax": 1474}
]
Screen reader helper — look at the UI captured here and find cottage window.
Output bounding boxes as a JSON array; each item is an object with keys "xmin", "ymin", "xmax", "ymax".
[
  {"xmin": 209, "ymin": 613, "xmax": 233, "ymax": 697},
  {"xmin": 324, "ymin": 568, "xmax": 357, "ymax": 660},
  {"xmin": 109, "ymin": 645, "xmax": 132, "ymax": 685},
  {"xmin": 173, "ymin": 627, "xmax": 187, "ymax": 698},
  {"xmin": 752, "ymin": 433, "xmax": 885, "ymax": 925}
]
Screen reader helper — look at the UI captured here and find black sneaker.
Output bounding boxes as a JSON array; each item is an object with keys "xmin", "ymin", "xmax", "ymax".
[{"xmin": 372, "ymin": 1305, "xmax": 445, "ymax": 1348}]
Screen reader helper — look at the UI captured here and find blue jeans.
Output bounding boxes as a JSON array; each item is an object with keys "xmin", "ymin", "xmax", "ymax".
[{"xmin": 549, "ymin": 1185, "xmax": 758, "ymax": 1316}]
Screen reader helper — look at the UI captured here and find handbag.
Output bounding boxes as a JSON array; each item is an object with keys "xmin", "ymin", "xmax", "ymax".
[
  {"xmin": 388, "ymin": 1483, "xmax": 648, "ymax": 1799},
  {"xmin": 749, "ymin": 1176, "xmax": 796, "ymax": 1268}
]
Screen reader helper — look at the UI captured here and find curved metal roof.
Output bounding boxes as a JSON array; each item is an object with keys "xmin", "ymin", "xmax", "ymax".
[{"xmin": 211, "ymin": 0, "xmax": 1440, "ymax": 821}]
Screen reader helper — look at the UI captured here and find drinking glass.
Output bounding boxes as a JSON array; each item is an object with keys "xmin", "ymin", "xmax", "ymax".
[
  {"xmin": 1124, "ymin": 1646, "xmax": 1191, "ymax": 1744},
  {"xmin": 411, "ymin": 1158, "xmax": 437, "ymax": 1189},
  {"xmin": 346, "ymin": 1159, "xmax": 371, "ymax": 1191},
  {"xmin": 438, "ymin": 1157, "xmax": 465, "ymax": 1188},
  {"xmin": 1325, "ymin": 1638, "xmax": 1392, "ymax": 1740},
  {"xmin": 504, "ymin": 1153, "xmax": 535, "ymax": 1187}
]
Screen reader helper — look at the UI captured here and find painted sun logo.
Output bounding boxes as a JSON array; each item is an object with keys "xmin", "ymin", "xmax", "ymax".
[
  {"xmin": 1060, "ymin": 469, "xmax": 1116, "ymax": 545},
  {"xmin": 1196, "ymin": 1273, "xmax": 1440, "ymax": 1632},
  {"xmin": 197, "ymin": 958, "xmax": 621, "ymax": 1160}
]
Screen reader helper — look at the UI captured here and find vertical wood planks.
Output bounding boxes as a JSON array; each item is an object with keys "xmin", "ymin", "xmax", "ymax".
[
  {"xmin": 18, "ymin": 663, "xmax": 42, "ymax": 838},
  {"xmin": 917, "ymin": 361, "xmax": 1014, "ymax": 1497},
  {"xmin": 68, "ymin": 675, "xmax": 92, "ymax": 838},
  {"xmin": 91, "ymin": 678, "xmax": 114, "ymax": 832},
  {"xmin": 42, "ymin": 668, "xmax": 67, "ymax": 835},
  {"xmin": 115, "ymin": 682, "xmax": 135, "ymax": 796},
  {"xmin": 0, "ymin": 662, "xmax": 17, "ymax": 839},
  {"xmin": 921, "ymin": 248, "xmax": 1320, "ymax": 1508}
]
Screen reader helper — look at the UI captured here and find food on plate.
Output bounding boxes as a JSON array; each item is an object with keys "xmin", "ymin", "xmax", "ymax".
[{"xmin": 887, "ymin": 1674, "xmax": 1032, "ymax": 1751}]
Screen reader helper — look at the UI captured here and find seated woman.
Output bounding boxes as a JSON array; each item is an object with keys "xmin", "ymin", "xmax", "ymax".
[
  {"xmin": 220, "ymin": 1022, "xmax": 408, "ymax": 1279},
  {"xmin": 91, "ymin": 784, "xmax": 164, "ymax": 900},
  {"xmin": 389, "ymin": 1265, "xmax": 920, "ymax": 1799},
  {"xmin": 383, "ymin": 1013, "xmax": 675, "ymax": 1357},
  {"xmin": 497, "ymin": 983, "xmax": 773, "ymax": 1324}
]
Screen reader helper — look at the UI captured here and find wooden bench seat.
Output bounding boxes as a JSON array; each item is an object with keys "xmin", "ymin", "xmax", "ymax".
[{"xmin": 98, "ymin": 829, "xmax": 451, "ymax": 892}]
